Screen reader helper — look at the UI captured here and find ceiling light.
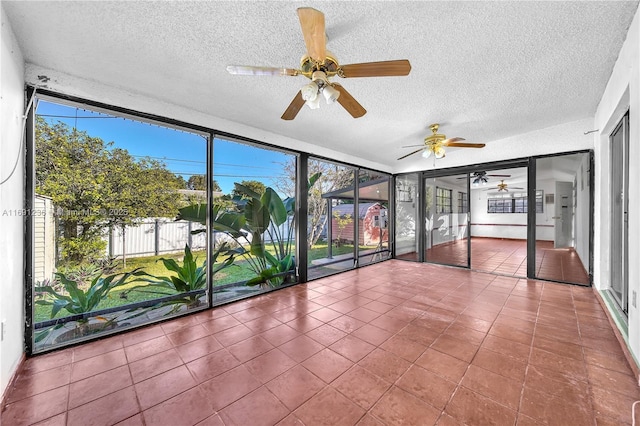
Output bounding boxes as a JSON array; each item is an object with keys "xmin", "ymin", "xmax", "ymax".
[
  {"xmin": 322, "ymin": 84, "xmax": 340, "ymax": 104},
  {"xmin": 301, "ymin": 81, "xmax": 319, "ymax": 101},
  {"xmin": 434, "ymin": 146, "xmax": 446, "ymax": 159},
  {"xmin": 306, "ymin": 95, "xmax": 321, "ymax": 109},
  {"xmin": 422, "ymin": 149, "xmax": 432, "ymax": 159}
]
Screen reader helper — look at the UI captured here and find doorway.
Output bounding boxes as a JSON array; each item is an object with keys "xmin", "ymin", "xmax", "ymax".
[{"xmin": 610, "ymin": 112, "xmax": 629, "ymax": 314}]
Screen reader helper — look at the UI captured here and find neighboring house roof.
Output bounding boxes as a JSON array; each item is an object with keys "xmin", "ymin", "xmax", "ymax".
[{"xmin": 332, "ymin": 202, "xmax": 385, "ymax": 219}]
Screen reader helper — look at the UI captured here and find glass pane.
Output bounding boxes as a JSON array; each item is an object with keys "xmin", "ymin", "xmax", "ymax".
[
  {"xmin": 425, "ymin": 174, "xmax": 469, "ymax": 267},
  {"xmin": 535, "ymin": 153, "xmax": 590, "ymax": 284},
  {"xmin": 307, "ymin": 159, "xmax": 356, "ymax": 279},
  {"xmin": 33, "ymin": 100, "xmax": 208, "ymax": 352},
  {"xmin": 209, "ymin": 138, "xmax": 298, "ymax": 304},
  {"xmin": 358, "ymin": 169, "xmax": 390, "ymax": 266},
  {"xmin": 395, "ymin": 173, "xmax": 419, "ymax": 261},
  {"xmin": 470, "ymin": 167, "xmax": 527, "ymax": 277}
]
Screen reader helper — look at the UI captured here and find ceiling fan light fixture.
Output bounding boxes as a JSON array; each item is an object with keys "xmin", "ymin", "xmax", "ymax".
[
  {"xmin": 422, "ymin": 149, "xmax": 432, "ymax": 159},
  {"xmin": 306, "ymin": 95, "xmax": 321, "ymax": 109},
  {"xmin": 434, "ymin": 146, "xmax": 446, "ymax": 159},
  {"xmin": 322, "ymin": 84, "xmax": 340, "ymax": 104},
  {"xmin": 301, "ymin": 81, "xmax": 319, "ymax": 101}
]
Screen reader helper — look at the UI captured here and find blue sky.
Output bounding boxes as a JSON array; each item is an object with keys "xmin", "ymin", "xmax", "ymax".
[{"xmin": 35, "ymin": 101, "xmax": 293, "ymax": 195}]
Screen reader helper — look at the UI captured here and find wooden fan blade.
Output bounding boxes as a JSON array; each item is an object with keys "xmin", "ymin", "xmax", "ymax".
[
  {"xmin": 226, "ymin": 65, "xmax": 299, "ymax": 76},
  {"xmin": 401, "ymin": 144, "xmax": 425, "ymax": 148},
  {"xmin": 444, "ymin": 142, "xmax": 486, "ymax": 148},
  {"xmin": 397, "ymin": 148, "xmax": 425, "ymax": 160},
  {"xmin": 441, "ymin": 137, "xmax": 465, "ymax": 145},
  {"xmin": 281, "ymin": 91, "xmax": 305, "ymax": 120},
  {"xmin": 333, "ymin": 83, "xmax": 367, "ymax": 118},
  {"xmin": 297, "ymin": 7, "xmax": 326, "ymax": 63},
  {"xmin": 339, "ymin": 60, "xmax": 411, "ymax": 78}
]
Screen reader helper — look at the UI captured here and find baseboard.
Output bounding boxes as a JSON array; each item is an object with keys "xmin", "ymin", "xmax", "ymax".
[
  {"xmin": 0, "ymin": 353, "xmax": 26, "ymax": 413},
  {"xmin": 593, "ymin": 288, "xmax": 640, "ymax": 383}
]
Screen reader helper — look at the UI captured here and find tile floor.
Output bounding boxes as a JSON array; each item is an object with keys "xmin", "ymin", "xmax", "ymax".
[
  {"xmin": 2, "ymin": 260, "xmax": 638, "ymax": 425},
  {"xmin": 402, "ymin": 237, "xmax": 590, "ymax": 284}
]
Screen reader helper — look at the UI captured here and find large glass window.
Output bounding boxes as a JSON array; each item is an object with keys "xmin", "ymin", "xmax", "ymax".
[
  {"xmin": 395, "ymin": 173, "xmax": 419, "ymax": 261},
  {"xmin": 436, "ymin": 187, "xmax": 452, "ymax": 214},
  {"xmin": 33, "ymin": 100, "xmax": 209, "ymax": 352},
  {"xmin": 357, "ymin": 169, "xmax": 391, "ymax": 267},
  {"xmin": 306, "ymin": 159, "xmax": 355, "ymax": 280},
  {"xmin": 206, "ymin": 137, "xmax": 298, "ymax": 304}
]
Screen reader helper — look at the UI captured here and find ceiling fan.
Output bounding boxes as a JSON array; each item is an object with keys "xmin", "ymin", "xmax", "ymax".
[
  {"xmin": 397, "ymin": 124, "xmax": 486, "ymax": 160},
  {"xmin": 485, "ymin": 180, "xmax": 524, "ymax": 192},
  {"xmin": 226, "ymin": 7, "xmax": 411, "ymax": 120},
  {"xmin": 457, "ymin": 171, "xmax": 512, "ymax": 186}
]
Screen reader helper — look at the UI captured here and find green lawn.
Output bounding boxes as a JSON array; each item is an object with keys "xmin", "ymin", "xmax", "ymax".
[{"xmin": 33, "ymin": 242, "xmax": 366, "ymax": 324}]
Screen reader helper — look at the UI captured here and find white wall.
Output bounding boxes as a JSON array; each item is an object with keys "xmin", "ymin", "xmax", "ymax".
[
  {"xmin": 574, "ymin": 154, "xmax": 591, "ymax": 272},
  {"xmin": 594, "ymin": 6, "xmax": 640, "ymax": 363},
  {"xmin": 0, "ymin": 5, "xmax": 26, "ymax": 400}
]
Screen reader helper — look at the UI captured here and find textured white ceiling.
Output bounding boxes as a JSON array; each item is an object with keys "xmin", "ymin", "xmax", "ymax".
[{"xmin": 3, "ymin": 1, "xmax": 638, "ymax": 173}]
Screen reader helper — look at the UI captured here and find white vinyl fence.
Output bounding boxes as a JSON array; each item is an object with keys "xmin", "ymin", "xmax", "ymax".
[{"xmin": 104, "ymin": 216, "xmax": 318, "ymax": 259}]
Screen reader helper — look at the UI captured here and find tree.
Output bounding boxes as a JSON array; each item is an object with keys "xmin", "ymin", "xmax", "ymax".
[
  {"xmin": 186, "ymin": 175, "xmax": 220, "ymax": 192},
  {"xmin": 232, "ymin": 180, "xmax": 265, "ymax": 199},
  {"xmin": 274, "ymin": 158, "xmax": 354, "ymax": 248},
  {"xmin": 36, "ymin": 117, "xmax": 185, "ymax": 265}
]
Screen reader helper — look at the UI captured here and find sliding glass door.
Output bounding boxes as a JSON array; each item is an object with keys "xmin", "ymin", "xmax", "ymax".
[{"xmin": 424, "ymin": 174, "xmax": 470, "ymax": 267}]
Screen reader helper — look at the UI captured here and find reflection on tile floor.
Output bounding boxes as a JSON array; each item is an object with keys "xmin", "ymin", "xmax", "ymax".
[
  {"xmin": 2, "ymin": 260, "xmax": 636, "ymax": 425},
  {"xmin": 401, "ymin": 237, "xmax": 589, "ymax": 284}
]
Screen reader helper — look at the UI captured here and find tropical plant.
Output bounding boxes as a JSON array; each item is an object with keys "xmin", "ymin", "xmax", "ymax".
[
  {"xmin": 35, "ymin": 268, "xmax": 148, "ymax": 319},
  {"xmin": 177, "ymin": 174, "xmax": 320, "ymax": 288},
  {"xmin": 34, "ymin": 268, "xmax": 148, "ymax": 343},
  {"xmin": 130, "ymin": 244, "xmax": 236, "ymax": 310}
]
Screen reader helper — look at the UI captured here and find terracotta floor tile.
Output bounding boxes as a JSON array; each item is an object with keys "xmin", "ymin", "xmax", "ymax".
[
  {"xmin": 185, "ymin": 348, "xmax": 240, "ymax": 383},
  {"xmin": 6, "ymin": 363, "xmax": 71, "ymax": 404},
  {"xmin": 213, "ymin": 324, "xmax": 255, "ymax": 347},
  {"xmin": 279, "ymin": 335, "xmax": 324, "ymax": 363},
  {"xmin": 305, "ymin": 324, "xmax": 348, "ymax": 346},
  {"xmin": 295, "ymin": 386, "xmax": 366, "ymax": 426},
  {"xmin": 302, "ymin": 348, "xmax": 353, "ymax": 383},
  {"xmin": 1, "ymin": 386, "xmax": 68, "ymax": 425},
  {"xmin": 67, "ymin": 386, "xmax": 139, "ymax": 426},
  {"xmin": 142, "ymin": 386, "xmax": 214, "ymax": 426},
  {"xmin": 520, "ymin": 385, "xmax": 594, "ymax": 425},
  {"xmin": 431, "ymin": 334, "xmax": 479, "ymax": 363},
  {"xmin": 396, "ymin": 365, "xmax": 457, "ymax": 410},
  {"xmin": 68, "ymin": 364, "xmax": 132, "ymax": 409},
  {"xmin": 358, "ymin": 348, "xmax": 411, "ymax": 383},
  {"xmin": 333, "ymin": 365, "xmax": 391, "ymax": 410},
  {"xmin": 166, "ymin": 324, "xmax": 211, "ymax": 346},
  {"xmin": 134, "ymin": 365, "xmax": 197, "ymax": 410},
  {"xmin": 285, "ymin": 315, "xmax": 324, "ymax": 333},
  {"xmin": 415, "ymin": 348, "xmax": 469, "ymax": 383},
  {"xmin": 175, "ymin": 335, "xmax": 223, "ymax": 363},
  {"xmin": 70, "ymin": 348, "xmax": 128, "ymax": 382},
  {"xmin": 8, "ymin": 260, "xmax": 636, "ymax": 426},
  {"xmin": 219, "ymin": 386, "xmax": 289, "ymax": 426},
  {"xmin": 31, "ymin": 412, "xmax": 67, "ymax": 426},
  {"xmin": 244, "ymin": 348, "xmax": 298, "ymax": 383},
  {"xmin": 529, "ymin": 347, "xmax": 587, "ymax": 380},
  {"xmin": 445, "ymin": 386, "xmax": 517, "ymax": 426},
  {"xmin": 380, "ymin": 334, "xmax": 427, "ymax": 362},
  {"xmin": 227, "ymin": 335, "xmax": 274, "ymax": 363},
  {"xmin": 460, "ymin": 364, "xmax": 523, "ymax": 410},
  {"xmin": 265, "ymin": 365, "xmax": 325, "ymax": 411},
  {"xmin": 370, "ymin": 386, "xmax": 440, "ymax": 425},
  {"xmin": 21, "ymin": 349, "xmax": 73, "ymax": 376},
  {"xmin": 471, "ymin": 347, "xmax": 527, "ymax": 382},
  {"xmin": 199, "ymin": 365, "xmax": 261, "ymax": 410},
  {"xmin": 260, "ymin": 323, "xmax": 302, "ymax": 346},
  {"xmin": 351, "ymin": 323, "xmax": 394, "ymax": 346},
  {"xmin": 124, "ymin": 335, "xmax": 173, "ymax": 363},
  {"xmin": 129, "ymin": 348, "xmax": 183, "ymax": 383}
]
